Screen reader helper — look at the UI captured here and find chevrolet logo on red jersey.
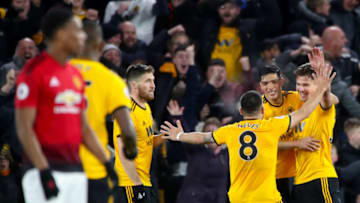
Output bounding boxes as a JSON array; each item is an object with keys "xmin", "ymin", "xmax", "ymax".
[{"xmin": 55, "ymin": 90, "xmax": 81, "ymax": 106}]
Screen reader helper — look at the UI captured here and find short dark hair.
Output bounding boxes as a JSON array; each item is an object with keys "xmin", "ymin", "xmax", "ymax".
[
  {"xmin": 173, "ymin": 44, "xmax": 188, "ymax": 56},
  {"xmin": 295, "ymin": 63, "xmax": 315, "ymax": 79},
  {"xmin": 259, "ymin": 64, "xmax": 282, "ymax": 80},
  {"xmin": 83, "ymin": 20, "xmax": 103, "ymax": 46},
  {"xmin": 126, "ymin": 64, "xmax": 154, "ymax": 84},
  {"xmin": 240, "ymin": 90, "xmax": 262, "ymax": 115},
  {"xmin": 260, "ymin": 39, "xmax": 277, "ymax": 53},
  {"xmin": 344, "ymin": 118, "xmax": 360, "ymax": 132},
  {"xmin": 208, "ymin": 58, "xmax": 226, "ymax": 67},
  {"xmin": 41, "ymin": 8, "xmax": 74, "ymax": 41}
]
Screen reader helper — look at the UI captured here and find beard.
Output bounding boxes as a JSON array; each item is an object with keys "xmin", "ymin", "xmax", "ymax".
[{"xmin": 139, "ymin": 89, "xmax": 154, "ymax": 102}]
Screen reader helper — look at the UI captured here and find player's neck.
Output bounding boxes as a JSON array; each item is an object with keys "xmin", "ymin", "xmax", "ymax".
[
  {"xmin": 268, "ymin": 96, "xmax": 283, "ymax": 106},
  {"xmin": 47, "ymin": 45, "xmax": 69, "ymax": 66},
  {"xmin": 243, "ymin": 114, "xmax": 262, "ymax": 120},
  {"xmin": 131, "ymin": 94, "xmax": 147, "ymax": 109}
]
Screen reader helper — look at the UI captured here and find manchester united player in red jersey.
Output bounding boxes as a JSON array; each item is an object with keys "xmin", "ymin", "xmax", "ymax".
[{"xmin": 15, "ymin": 9, "xmax": 117, "ymax": 203}]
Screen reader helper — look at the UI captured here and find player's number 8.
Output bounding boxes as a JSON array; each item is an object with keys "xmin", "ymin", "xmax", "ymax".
[{"xmin": 239, "ymin": 131, "xmax": 258, "ymax": 161}]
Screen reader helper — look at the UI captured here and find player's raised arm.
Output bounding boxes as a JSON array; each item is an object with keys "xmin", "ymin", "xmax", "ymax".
[
  {"xmin": 289, "ymin": 62, "xmax": 336, "ymax": 129},
  {"xmin": 308, "ymin": 47, "xmax": 338, "ymax": 109},
  {"xmin": 160, "ymin": 120, "xmax": 214, "ymax": 144}
]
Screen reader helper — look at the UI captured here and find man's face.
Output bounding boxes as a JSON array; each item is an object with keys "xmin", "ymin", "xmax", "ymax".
[
  {"xmin": 173, "ymin": 50, "xmax": 189, "ymax": 75},
  {"xmin": 120, "ymin": 23, "xmax": 137, "ymax": 48},
  {"xmin": 12, "ymin": 0, "xmax": 26, "ymax": 11},
  {"xmin": 16, "ymin": 39, "xmax": 37, "ymax": 62},
  {"xmin": 260, "ymin": 73, "xmax": 283, "ymax": 101},
  {"xmin": 296, "ymin": 75, "xmax": 316, "ymax": 102},
  {"xmin": 136, "ymin": 72, "xmax": 155, "ymax": 101},
  {"xmin": 218, "ymin": 2, "xmax": 240, "ymax": 25},
  {"xmin": 72, "ymin": 0, "xmax": 84, "ymax": 8},
  {"xmin": 103, "ymin": 49, "xmax": 121, "ymax": 66},
  {"xmin": 343, "ymin": 0, "xmax": 359, "ymax": 11},
  {"xmin": 347, "ymin": 127, "xmax": 360, "ymax": 149},
  {"xmin": 59, "ymin": 17, "xmax": 87, "ymax": 57},
  {"xmin": 317, "ymin": 0, "xmax": 331, "ymax": 16},
  {"xmin": 206, "ymin": 65, "xmax": 227, "ymax": 88}
]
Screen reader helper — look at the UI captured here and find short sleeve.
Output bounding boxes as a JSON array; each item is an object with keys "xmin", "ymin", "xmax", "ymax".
[
  {"xmin": 106, "ymin": 72, "xmax": 131, "ymax": 114},
  {"xmin": 212, "ymin": 125, "xmax": 233, "ymax": 145},
  {"xmin": 268, "ymin": 115, "xmax": 291, "ymax": 138},
  {"xmin": 15, "ymin": 71, "xmax": 40, "ymax": 108}
]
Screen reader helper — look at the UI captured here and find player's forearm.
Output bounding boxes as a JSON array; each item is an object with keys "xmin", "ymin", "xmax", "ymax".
[
  {"xmin": 117, "ymin": 138, "xmax": 142, "ymax": 185},
  {"xmin": 114, "ymin": 108, "xmax": 137, "ymax": 158},
  {"xmin": 321, "ymin": 91, "xmax": 338, "ymax": 109},
  {"xmin": 177, "ymin": 132, "xmax": 212, "ymax": 144},
  {"xmin": 278, "ymin": 141, "xmax": 298, "ymax": 150},
  {"xmin": 15, "ymin": 111, "xmax": 48, "ymax": 170}
]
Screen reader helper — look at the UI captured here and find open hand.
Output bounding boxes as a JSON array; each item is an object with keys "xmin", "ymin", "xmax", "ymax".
[
  {"xmin": 160, "ymin": 120, "xmax": 184, "ymax": 141},
  {"xmin": 167, "ymin": 100, "xmax": 184, "ymax": 116}
]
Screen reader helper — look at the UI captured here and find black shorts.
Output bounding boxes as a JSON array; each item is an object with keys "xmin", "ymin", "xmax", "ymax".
[
  {"xmin": 88, "ymin": 178, "xmax": 111, "ymax": 203},
  {"xmin": 276, "ymin": 178, "xmax": 293, "ymax": 203},
  {"xmin": 114, "ymin": 186, "xmax": 156, "ymax": 203},
  {"xmin": 292, "ymin": 178, "xmax": 342, "ymax": 203}
]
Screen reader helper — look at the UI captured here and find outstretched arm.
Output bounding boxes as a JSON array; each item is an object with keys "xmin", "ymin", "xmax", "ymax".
[{"xmin": 160, "ymin": 120, "xmax": 214, "ymax": 145}]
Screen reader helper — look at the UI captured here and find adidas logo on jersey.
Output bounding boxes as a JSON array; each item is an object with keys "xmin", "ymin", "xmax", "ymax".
[{"xmin": 50, "ymin": 76, "xmax": 60, "ymax": 87}]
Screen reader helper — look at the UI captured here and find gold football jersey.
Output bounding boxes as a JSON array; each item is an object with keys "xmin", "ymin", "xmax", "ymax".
[
  {"xmin": 263, "ymin": 91, "xmax": 303, "ymax": 179},
  {"xmin": 293, "ymin": 105, "xmax": 337, "ymax": 185},
  {"xmin": 212, "ymin": 115, "xmax": 290, "ymax": 203},
  {"xmin": 70, "ymin": 59, "xmax": 131, "ymax": 179},
  {"xmin": 113, "ymin": 99, "xmax": 154, "ymax": 186}
]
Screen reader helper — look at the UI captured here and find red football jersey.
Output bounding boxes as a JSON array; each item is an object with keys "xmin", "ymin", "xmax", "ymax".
[{"xmin": 15, "ymin": 52, "xmax": 86, "ymax": 164}]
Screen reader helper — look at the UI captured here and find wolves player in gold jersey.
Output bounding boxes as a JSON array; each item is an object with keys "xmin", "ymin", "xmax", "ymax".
[
  {"xmin": 259, "ymin": 64, "xmax": 321, "ymax": 202},
  {"xmin": 160, "ymin": 60, "xmax": 335, "ymax": 203},
  {"xmin": 113, "ymin": 64, "xmax": 164, "ymax": 203},
  {"xmin": 292, "ymin": 49, "xmax": 341, "ymax": 203},
  {"xmin": 70, "ymin": 21, "xmax": 138, "ymax": 203}
]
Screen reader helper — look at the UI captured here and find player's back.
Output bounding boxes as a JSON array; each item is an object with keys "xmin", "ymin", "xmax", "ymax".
[
  {"xmin": 212, "ymin": 116, "xmax": 291, "ymax": 203},
  {"xmin": 70, "ymin": 58, "xmax": 131, "ymax": 179}
]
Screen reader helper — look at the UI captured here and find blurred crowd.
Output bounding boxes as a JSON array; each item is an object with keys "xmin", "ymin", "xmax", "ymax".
[{"xmin": 0, "ymin": 0, "xmax": 360, "ymax": 202}]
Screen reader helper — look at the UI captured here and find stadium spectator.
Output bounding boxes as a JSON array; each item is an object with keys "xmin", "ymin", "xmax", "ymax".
[
  {"xmin": 118, "ymin": 21, "xmax": 148, "ymax": 68},
  {"xmin": 0, "ymin": 37, "xmax": 37, "ymax": 163},
  {"xmin": 198, "ymin": 58, "xmax": 255, "ymax": 122},
  {"xmin": 0, "ymin": 144, "xmax": 19, "ymax": 203},
  {"xmin": 70, "ymin": 20, "xmax": 138, "ymax": 203},
  {"xmin": 197, "ymin": 0, "xmax": 282, "ymax": 81},
  {"xmin": 329, "ymin": 0, "xmax": 360, "ymax": 53},
  {"xmin": 15, "ymin": 9, "xmax": 117, "ymax": 203},
  {"xmin": 100, "ymin": 44, "xmax": 124, "ymax": 77},
  {"xmin": 101, "ymin": 23, "xmax": 121, "ymax": 48},
  {"xmin": 338, "ymin": 118, "xmax": 360, "ymax": 203},
  {"xmin": 175, "ymin": 116, "xmax": 229, "ymax": 203}
]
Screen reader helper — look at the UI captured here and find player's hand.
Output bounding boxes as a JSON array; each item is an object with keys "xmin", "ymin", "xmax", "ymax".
[
  {"xmin": 313, "ymin": 62, "xmax": 336, "ymax": 93},
  {"xmin": 105, "ymin": 161, "xmax": 118, "ymax": 188},
  {"xmin": 296, "ymin": 136, "xmax": 320, "ymax": 151},
  {"xmin": 40, "ymin": 168, "xmax": 59, "ymax": 200},
  {"xmin": 123, "ymin": 146, "xmax": 137, "ymax": 160},
  {"xmin": 308, "ymin": 47, "xmax": 325, "ymax": 76},
  {"xmin": 160, "ymin": 120, "xmax": 184, "ymax": 141},
  {"xmin": 132, "ymin": 185, "xmax": 146, "ymax": 202}
]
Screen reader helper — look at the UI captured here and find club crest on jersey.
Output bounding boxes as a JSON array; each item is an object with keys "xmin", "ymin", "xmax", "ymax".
[
  {"xmin": 49, "ymin": 76, "xmax": 60, "ymax": 87},
  {"xmin": 73, "ymin": 76, "xmax": 83, "ymax": 90},
  {"xmin": 54, "ymin": 90, "xmax": 82, "ymax": 114}
]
